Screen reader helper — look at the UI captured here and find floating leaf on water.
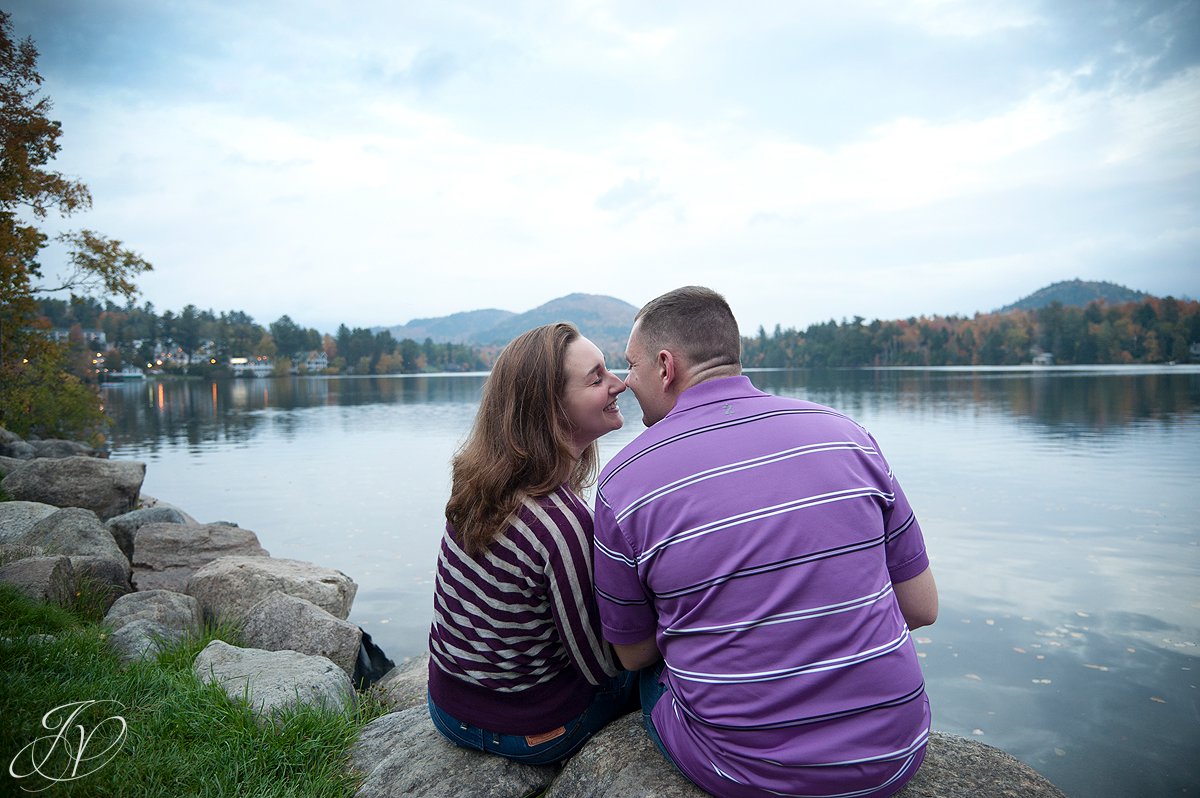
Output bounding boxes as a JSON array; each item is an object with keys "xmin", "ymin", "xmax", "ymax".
[
  {"xmin": 915, "ymin": 636, "xmax": 933, "ymax": 644},
  {"xmin": 1054, "ymin": 748, "xmax": 1067, "ymax": 757},
  {"xmin": 917, "ymin": 652, "xmax": 927, "ymax": 658},
  {"xmin": 972, "ymin": 729, "xmax": 985, "ymax": 736},
  {"xmin": 1126, "ymin": 647, "xmax": 1136, "ymax": 653},
  {"xmin": 1069, "ymin": 632, "xmax": 1084, "ymax": 639},
  {"xmin": 961, "ymin": 619, "xmax": 972, "ymax": 624},
  {"xmin": 1150, "ymin": 696, "xmax": 1167, "ymax": 704},
  {"xmin": 1036, "ymin": 655, "xmax": 1046, "ymax": 660},
  {"xmin": 1013, "ymin": 647, "xmax": 1027, "ymax": 654},
  {"xmin": 1083, "ymin": 664, "xmax": 1109, "ymax": 672},
  {"xmin": 1032, "ymin": 678, "xmax": 1052, "ymax": 684},
  {"xmin": 964, "ymin": 673, "xmax": 983, "ymax": 681},
  {"xmin": 379, "ymin": 619, "xmax": 391, "ymax": 624},
  {"xmin": 985, "ymin": 619, "xmax": 995, "ymax": 626},
  {"xmin": 1075, "ymin": 611, "xmax": 1090, "ymax": 618}
]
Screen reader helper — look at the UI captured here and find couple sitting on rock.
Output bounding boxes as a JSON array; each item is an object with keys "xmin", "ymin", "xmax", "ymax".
[{"xmin": 426, "ymin": 286, "xmax": 939, "ymax": 798}]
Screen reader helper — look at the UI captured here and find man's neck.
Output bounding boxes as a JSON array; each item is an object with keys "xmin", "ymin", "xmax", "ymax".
[{"xmin": 678, "ymin": 361, "xmax": 742, "ymax": 393}]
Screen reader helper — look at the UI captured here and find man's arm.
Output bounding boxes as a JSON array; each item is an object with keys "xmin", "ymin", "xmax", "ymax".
[
  {"xmin": 613, "ymin": 635, "xmax": 661, "ymax": 671},
  {"xmin": 894, "ymin": 567, "xmax": 938, "ymax": 629}
]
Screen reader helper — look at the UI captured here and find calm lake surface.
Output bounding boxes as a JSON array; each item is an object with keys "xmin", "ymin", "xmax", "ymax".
[{"xmin": 102, "ymin": 366, "xmax": 1200, "ymax": 798}]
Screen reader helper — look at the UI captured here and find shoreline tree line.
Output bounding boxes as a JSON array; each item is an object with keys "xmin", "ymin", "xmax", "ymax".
[{"xmin": 742, "ymin": 297, "xmax": 1199, "ymax": 368}]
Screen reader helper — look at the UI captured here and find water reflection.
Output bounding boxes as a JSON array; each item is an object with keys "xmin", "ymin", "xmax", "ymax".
[{"xmin": 99, "ymin": 367, "xmax": 1200, "ymax": 798}]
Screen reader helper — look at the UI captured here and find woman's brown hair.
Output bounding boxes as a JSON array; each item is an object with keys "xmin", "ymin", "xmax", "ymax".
[{"xmin": 445, "ymin": 322, "xmax": 598, "ymax": 556}]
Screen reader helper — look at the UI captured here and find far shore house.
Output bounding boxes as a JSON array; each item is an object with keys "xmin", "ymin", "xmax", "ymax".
[
  {"xmin": 1032, "ymin": 352, "xmax": 1055, "ymax": 366},
  {"xmin": 299, "ymin": 350, "xmax": 329, "ymax": 372},
  {"xmin": 229, "ymin": 356, "xmax": 273, "ymax": 377}
]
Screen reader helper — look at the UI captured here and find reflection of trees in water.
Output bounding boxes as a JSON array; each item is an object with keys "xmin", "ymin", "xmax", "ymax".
[
  {"xmin": 103, "ymin": 375, "xmax": 489, "ymax": 451},
  {"xmin": 748, "ymin": 369, "xmax": 1199, "ymax": 432}
]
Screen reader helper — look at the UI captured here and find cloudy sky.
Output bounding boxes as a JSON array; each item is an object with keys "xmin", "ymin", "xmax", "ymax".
[{"xmin": 8, "ymin": 0, "xmax": 1199, "ymax": 335}]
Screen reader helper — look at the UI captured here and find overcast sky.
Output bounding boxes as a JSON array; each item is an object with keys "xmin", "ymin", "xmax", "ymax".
[{"xmin": 9, "ymin": 0, "xmax": 1199, "ymax": 335}]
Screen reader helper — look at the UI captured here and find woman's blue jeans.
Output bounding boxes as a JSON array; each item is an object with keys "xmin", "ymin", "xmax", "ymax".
[{"xmin": 427, "ymin": 671, "xmax": 637, "ymax": 766}]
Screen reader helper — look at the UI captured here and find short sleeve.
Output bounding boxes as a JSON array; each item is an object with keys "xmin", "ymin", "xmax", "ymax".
[
  {"xmin": 874, "ymin": 439, "xmax": 930, "ymax": 584},
  {"xmin": 592, "ymin": 489, "xmax": 658, "ymax": 644}
]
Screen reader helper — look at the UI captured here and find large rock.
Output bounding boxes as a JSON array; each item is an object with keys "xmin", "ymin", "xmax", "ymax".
[
  {"xmin": 545, "ymin": 715, "xmax": 1068, "ymax": 798},
  {"xmin": 187, "ymin": 556, "xmax": 356, "ymax": 624},
  {"xmin": 0, "ymin": 556, "xmax": 75, "ymax": 606},
  {"xmin": 132, "ymin": 523, "xmax": 268, "ymax": 592},
  {"xmin": 1, "ymin": 456, "xmax": 145, "ymax": 520},
  {"xmin": 106, "ymin": 507, "xmax": 188, "ymax": 563},
  {"xmin": 351, "ymin": 706, "xmax": 556, "ymax": 798},
  {"xmin": 103, "ymin": 590, "xmax": 203, "ymax": 662},
  {"xmin": 17, "ymin": 508, "xmax": 131, "ymax": 609},
  {"xmin": 0, "ymin": 501, "xmax": 58, "ymax": 543},
  {"xmin": 544, "ymin": 712, "xmax": 705, "ymax": 798},
  {"xmin": 240, "ymin": 591, "xmax": 362, "ymax": 677},
  {"xmin": 0, "ymin": 441, "xmax": 35, "ymax": 460},
  {"xmin": 135, "ymin": 494, "xmax": 199, "ymax": 524},
  {"xmin": 193, "ymin": 640, "xmax": 355, "ymax": 719},
  {"xmin": 29, "ymin": 439, "xmax": 106, "ymax": 459},
  {"xmin": 370, "ymin": 651, "xmax": 429, "ymax": 711},
  {"xmin": 0, "ymin": 454, "xmax": 30, "ymax": 473},
  {"xmin": 896, "ymin": 732, "xmax": 1068, "ymax": 798}
]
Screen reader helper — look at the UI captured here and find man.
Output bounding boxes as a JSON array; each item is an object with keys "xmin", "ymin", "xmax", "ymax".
[{"xmin": 594, "ymin": 286, "xmax": 938, "ymax": 798}]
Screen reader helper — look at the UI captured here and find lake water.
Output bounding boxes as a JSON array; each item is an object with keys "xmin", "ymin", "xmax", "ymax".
[{"xmin": 101, "ymin": 367, "xmax": 1200, "ymax": 798}]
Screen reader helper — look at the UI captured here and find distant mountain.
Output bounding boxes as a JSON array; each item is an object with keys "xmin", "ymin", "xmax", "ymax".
[
  {"xmin": 384, "ymin": 293, "xmax": 639, "ymax": 356},
  {"xmin": 384, "ymin": 308, "xmax": 515, "ymax": 344},
  {"xmin": 998, "ymin": 279, "xmax": 1149, "ymax": 313}
]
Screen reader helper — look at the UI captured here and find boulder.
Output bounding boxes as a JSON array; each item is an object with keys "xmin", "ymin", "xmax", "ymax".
[
  {"xmin": 0, "ymin": 456, "xmax": 145, "ymax": 520},
  {"xmin": 104, "ymin": 590, "xmax": 202, "ymax": 663},
  {"xmin": 193, "ymin": 640, "xmax": 355, "ymax": 719},
  {"xmin": 0, "ymin": 441, "xmax": 35, "ymax": 460},
  {"xmin": 544, "ymin": 716, "xmax": 1068, "ymax": 798},
  {"xmin": 136, "ymin": 494, "xmax": 199, "ymax": 524},
  {"xmin": 896, "ymin": 731, "xmax": 1068, "ymax": 798},
  {"xmin": 0, "ymin": 427, "xmax": 21, "ymax": 446},
  {"xmin": 0, "ymin": 556, "xmax": 75, "ymax": 606},
  {"xmin": 543, "ymin": 712, "xmax": 705, "ymax": 798},
  {"xmin": 17, "ymin": 508, "xmax": 131, "ymax": 609},
  {"xmin": 106, "ymin": 506, "xmax": 188, "ymax": 563},
  {"xmin": 107, "ymin": 617, "xmax": 186, "ymax": 663},
  {"xmin": 0, "ymin": 501, "xmax": 58, "ymax": 543},
  {"xmin": 351, "ymin": 706, "xmax": 555, "ymax": 798},
  {"xmin": 240, "ymin": 591, "xmax": 362, "ymax": 677},
  {"xmin": 0, "ymin": 454, "xmax": 29, "ymax": 473},
  {"xmin": 132, "ymin": 523, "xmax": 267, "ymax": 592},
  {"xmin": 29, "ymin": 439, "xmax": 106, "ymax": 459},
  {"xmin": 105, "ymin": 589, "xmax": 203, "ymax": 634},
  {"xmin": 370, "ymin": 651, "xmax": 430, "ymax": 711},
  {"xmin": 187, "ymin": 556, "xmax": 356, "ymax": 624}
]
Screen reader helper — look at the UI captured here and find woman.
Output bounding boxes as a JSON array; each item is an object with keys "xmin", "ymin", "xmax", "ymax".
[{"xmin": 427, "ymin": 322, "xmax": 634, "ymax": 765}]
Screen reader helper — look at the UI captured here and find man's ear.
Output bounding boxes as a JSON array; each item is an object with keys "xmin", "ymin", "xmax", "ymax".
[{"xmin": 658, "ymin": 349, "xmax": 676, "ymax": 391}]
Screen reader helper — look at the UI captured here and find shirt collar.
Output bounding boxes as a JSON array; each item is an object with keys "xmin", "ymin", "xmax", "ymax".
[{"xmin": 665, "ymin": 375, "xmax": 764, "ymax": 418}]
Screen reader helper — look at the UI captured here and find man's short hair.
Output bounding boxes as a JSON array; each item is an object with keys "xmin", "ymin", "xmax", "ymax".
[{"xmin": 634, "ymin": 286, "xmax": 741, "ymax": 368}]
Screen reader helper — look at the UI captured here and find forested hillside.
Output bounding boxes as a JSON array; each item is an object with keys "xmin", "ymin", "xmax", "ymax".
[{"xmin": 743, "ymin": 296, "xmax": 1199, "ymax": 367}]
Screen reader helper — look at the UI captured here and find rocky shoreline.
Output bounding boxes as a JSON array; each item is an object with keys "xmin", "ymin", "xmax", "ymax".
[{"xmin": 0, "ymin": 427, "xmax": 1067, "ymax": 797}]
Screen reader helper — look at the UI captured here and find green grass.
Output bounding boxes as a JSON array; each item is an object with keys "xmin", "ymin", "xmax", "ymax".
[{"xmin": 0, "ymin": 584, "xmax": 391, "ymax": 797}]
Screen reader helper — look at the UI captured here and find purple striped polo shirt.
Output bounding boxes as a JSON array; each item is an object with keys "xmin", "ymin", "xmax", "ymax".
[
  {"xmin": 595, "ymin": 376, "xmax": 931, "ymax": 798},
  {"xmin": 428, "ymin": 484, "xmax": 619, "ymax": 735}
]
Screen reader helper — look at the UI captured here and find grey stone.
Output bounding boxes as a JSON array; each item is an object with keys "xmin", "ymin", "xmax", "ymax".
[
  {"xmin": 193, "ymin": 640, "xmax": 355, "ymax": 719},
  {"xmin": 240, "ymin": 591, "xmax": 362, "ymax": 677},
  {"xmin": 0, "ymin": 427, "xmax": 21, "ymax": 445},
  {"xmin": 106, "ymin": 506, "xmax": 188, "ymax": 563},
  {"xmin": 136, "ymin": 494, "xmax": 199, "ymax": 524},
  {"xmin": 0, "ymin": 556, "xmax": 75, "ymax": 606},
  {"xmin": 895, "ymin": 732, "xmax": 1068, "ymax": 798},
  {"xmin": 0, "ymin": 454, "xmax": 29, "ymax": 473},
  {"xmin": 1, "ymin": 441, "xmax": 35, "ymax": 460},
  {"xmin": 544, "ymin": 711, "xmax": 706, "ymax": 798},
  {"xmin": 104, "ymin": 589, "xmax": 203, "ymax": 635},
  {"xmin": 132, "ymin": 523, "xmax": 267, "ymax": 592},
  {"xmin": 187, "ymin": 556, "xmax": 356, "ymax": 624},
  {"xmin": 351, "ymin": 706, "xmax": 555, "ymax": 798},
  {"xmin": 23, "ymin": 508, "xmax": 127, "ymax": 565},
  {"xmin": 15, "ymin": 508, "xmax": 131, "ymax": 609},
  {"xmin": 0, "ymin": 501, "xmax": 58, "ymax": 543},
  {"xmin": 370, "ymin": 651, "xmax": 429, "ymax": 711},
  {"xmin": 1, "ymin": 456, "xmax": 145, "ymax": 520},
  {"xmin": 29, "ymin": 439, "xmax": 105, "ymax": 459},
  {"xmin": 107, "ymin": 618, "xmax": 184, "ymax": 662}
]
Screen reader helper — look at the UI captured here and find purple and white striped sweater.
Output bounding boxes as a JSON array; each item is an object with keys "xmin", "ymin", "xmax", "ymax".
[{"xmin": 428, "ymin": 484, "xmax": 619, "ymax": 734}]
